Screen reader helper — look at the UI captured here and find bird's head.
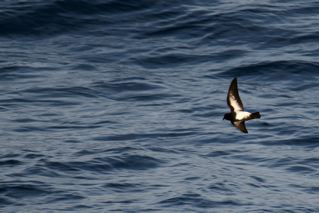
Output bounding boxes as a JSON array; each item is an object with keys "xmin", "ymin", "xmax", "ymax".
[{"xmin": 223, "ymin": 113, "xmax": 231, "ymax": 121}]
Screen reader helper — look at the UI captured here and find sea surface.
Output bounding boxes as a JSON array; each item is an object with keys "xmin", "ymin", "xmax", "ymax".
[{"xmin": 0, "ymin": 0, "xmax": 318, "ymax": 212}]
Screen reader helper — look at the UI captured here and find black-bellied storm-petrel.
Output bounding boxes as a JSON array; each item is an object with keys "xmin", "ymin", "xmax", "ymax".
[{"xmin": 223, "ymin": 78, "xmax": 261, "ymax": 133}]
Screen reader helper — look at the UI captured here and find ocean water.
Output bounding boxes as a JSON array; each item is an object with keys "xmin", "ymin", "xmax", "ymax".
[{"xmin": 0, "ymin": 0, "xmax": 318, "ymax": 212}]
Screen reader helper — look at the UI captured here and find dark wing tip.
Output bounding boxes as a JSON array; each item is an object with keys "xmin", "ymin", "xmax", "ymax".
[
  {"xmin": 239, "ymin": 126, "xmax": 248, "ymax": 133},
  {"xmin": 230, "ymin": 78, "xmax": 238, "ymax": 88}
]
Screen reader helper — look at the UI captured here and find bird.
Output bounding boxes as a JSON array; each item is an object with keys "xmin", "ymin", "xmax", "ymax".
[{"xmin": 223, "ymin": 78, "xmax": 261, "ymax": 133}]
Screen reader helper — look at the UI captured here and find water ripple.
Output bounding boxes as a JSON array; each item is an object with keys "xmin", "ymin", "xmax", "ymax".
[{"xmin": 0, "ymin": 0, "xmax": 318, "ymax": 212}]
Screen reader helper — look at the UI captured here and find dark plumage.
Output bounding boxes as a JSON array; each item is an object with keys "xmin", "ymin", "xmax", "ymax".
[{"xmin": 223, "ymin": 78, "xmax": 261, "ymax": 133}]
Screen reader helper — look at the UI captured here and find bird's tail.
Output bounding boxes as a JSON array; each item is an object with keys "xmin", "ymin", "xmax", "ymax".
[{"xmin": 251, "ymin": 112, "xmax": 261, "ymax": 119}]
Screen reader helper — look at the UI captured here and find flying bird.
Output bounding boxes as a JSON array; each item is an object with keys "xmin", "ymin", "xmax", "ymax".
[{"xmin": 223, "ymin": 78, "xmax": 261, "ymax": 133}]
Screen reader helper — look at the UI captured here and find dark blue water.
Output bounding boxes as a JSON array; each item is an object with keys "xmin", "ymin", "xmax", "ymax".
[{"xmin": 0, "ymin": 0, "xmax": 318, "ymax": 212}]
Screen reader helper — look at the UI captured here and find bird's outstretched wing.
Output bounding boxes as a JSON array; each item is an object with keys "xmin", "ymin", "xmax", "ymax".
[
  {"xmin": 227, "ymin": 78, "xmax": 244, "ymax": 112},
  {"xmin": 233, "ymin": 121, "xmax": 248, "ymax": 133}
]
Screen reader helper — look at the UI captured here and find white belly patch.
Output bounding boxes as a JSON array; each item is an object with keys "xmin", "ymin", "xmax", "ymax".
[{"xmin": 235, "ymin": 111, "xmax": 251, "ymax": 120}]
